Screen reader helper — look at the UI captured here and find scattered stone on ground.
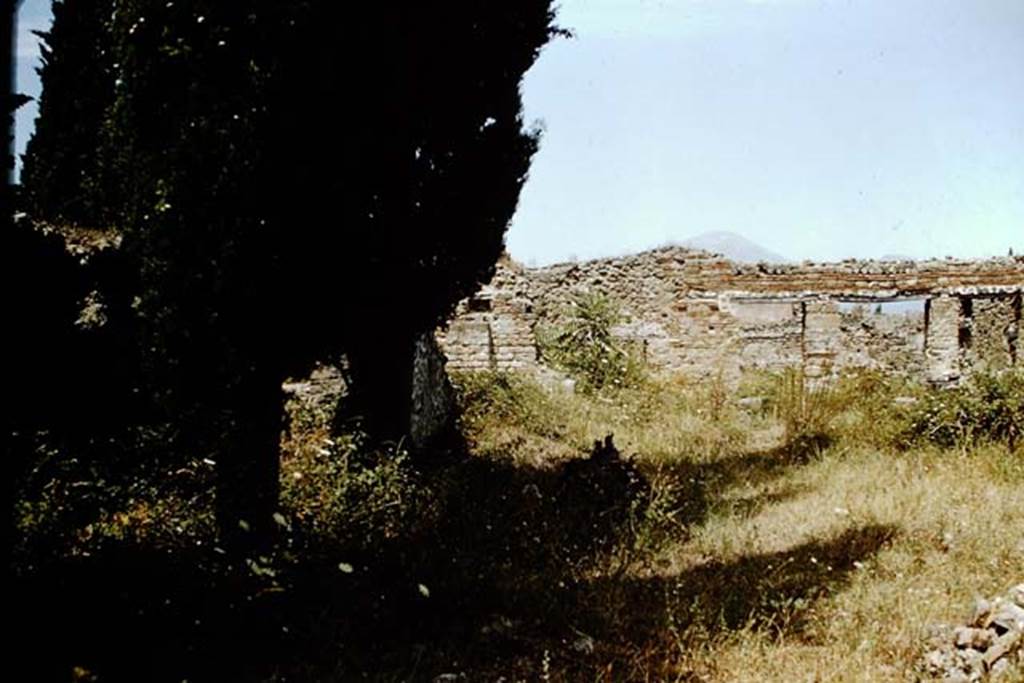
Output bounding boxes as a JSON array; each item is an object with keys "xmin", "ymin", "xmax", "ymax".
[{"xmin": 920, "ymin": 583, "xmax": 1024, "ymax": 681}]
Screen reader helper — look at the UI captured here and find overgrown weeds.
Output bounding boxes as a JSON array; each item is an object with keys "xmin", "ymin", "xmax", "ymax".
[
  {"xmin": 770, "ymin": 368, "xmax": 843, "ymax": 457},
  {"xmin": 453, "ymin": 369, "xmax": 563, "ymax": 439},
  {"xmin": 902, "ymin": 369, "xmax": 1024, "ymax": 452},
  {"xmin": 11, "ymin": 364, "xmax": 1024, "ymax": 681}
]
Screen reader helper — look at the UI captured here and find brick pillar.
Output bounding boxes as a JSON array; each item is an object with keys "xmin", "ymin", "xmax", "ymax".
[
  {"xmin": 924, "ymin": 294, "xmax": 964, "ymax": 385},
  {"xmin": 802, "ymin": 298, "xmax": 841, "ymax": 380}
]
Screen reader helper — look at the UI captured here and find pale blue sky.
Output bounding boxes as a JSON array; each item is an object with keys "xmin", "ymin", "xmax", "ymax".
[
  {"xmin": 14, "ymin": 0, "xmax": 49, "ymax": 183},
  {"xmin": 15, "ymin": 1, "xmax": 1024, "ymax": 264},
  {"xmin": 509, "ymin": 0, "xmax": 1024, "ymax": 264}
]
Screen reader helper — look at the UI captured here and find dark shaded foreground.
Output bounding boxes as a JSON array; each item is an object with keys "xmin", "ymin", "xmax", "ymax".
[{"xmin": 10, "ymin": 440, "xmax": 896, "ymax": 682}]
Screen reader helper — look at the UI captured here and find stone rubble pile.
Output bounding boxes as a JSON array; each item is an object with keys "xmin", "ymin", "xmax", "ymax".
[{"xmin": 920, "ymin": 583, "xmax": 1024, "ymax": 681}]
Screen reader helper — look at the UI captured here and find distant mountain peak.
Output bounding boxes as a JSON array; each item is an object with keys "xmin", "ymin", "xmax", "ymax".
[{"xmin": 680, "ymin": 231, "xmax": 787, "ymax": 264}]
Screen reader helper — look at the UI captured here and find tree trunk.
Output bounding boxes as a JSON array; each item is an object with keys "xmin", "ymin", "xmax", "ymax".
[
  {"xmin": 345, "ymin": 329, "xmax": 416, "ymax": 447},
  {"xmin": 215, "ymin": 365, "xmax": 283, "ymax": 553}
]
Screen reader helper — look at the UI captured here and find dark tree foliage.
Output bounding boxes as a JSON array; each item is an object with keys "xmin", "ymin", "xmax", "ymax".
[
  {"xmin": 272, "ymin": 4, "xmax": 559, "ymax": 441},
  {"xmin": 8, "ymin": 2, "xmax": 142, "ymax": 565},
  {"xmin": 98, "ymin": 1, "xmax": 558, "ymax": 547},
  {"xmin": 12, "ymin": 0, "xmax": 136, "ymax": 445},
  {"xmin": 3, "ymin": 2, "xmax": 53, "ymax": 573},
  {"xmin": 2, "ymin": 222, "xmax": 86, "ymax": 573},
  {"xmin": 20, "ymin": 0, "xmax": 114, "ymax": 226},
  {"xmin": 101, "ymin": 0, "xmax": 290, "ymax": 549}
]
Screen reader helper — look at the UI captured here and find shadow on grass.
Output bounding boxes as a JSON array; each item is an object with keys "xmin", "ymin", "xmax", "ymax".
[
  {"xmin": 641, "ymin": 430, "xmax": 834, "ymax": 534},
  {"xmin": 545, "ymin": 523, "xmax": 898, "ymax": 680},
  {"xmin": 581, "ymin": 523, "xmax": 897, "ymax": 638},
  {"xmin": 9, "ymin": 447, "xmax": 644, "ymax": 681},
  {"xmin": 10, "ymin": 431, "xmax": 872, "ymax": 682}
]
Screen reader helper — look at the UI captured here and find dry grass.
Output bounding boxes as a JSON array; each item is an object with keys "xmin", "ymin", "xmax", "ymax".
[
  {"xmin": 14, "ymin": 367, "xmax": 1022, "ymax": 681},
  {"xmin": 674, "ymin": 445, "xmax": 1024, "ymax": 682},
  {"xmin": 455, "ymin": 369, "xmax": 1024, "ymax": 681}
]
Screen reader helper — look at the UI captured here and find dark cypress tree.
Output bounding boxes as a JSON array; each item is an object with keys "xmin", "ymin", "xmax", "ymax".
[
  {"xmin": 13, "ymin": 0, "xmax": 143, "ymax": 464},
  {"xmin": 101, "ymin": 1, "xmax": 559, "ymax": 548},
  {"xmin": 100, "ymin": 0, "xmax": 287, "ymax": 549},
  {"xmin": 3, "ymin": 1, "xmax": 86, "ymax": 577},
  {"xmin": 273, "ymin": 3, "xmax": 559, "ymax": 440},
  {"xmin": 20, "ymin": 0, "xmax": 114, "ymax": 226}
]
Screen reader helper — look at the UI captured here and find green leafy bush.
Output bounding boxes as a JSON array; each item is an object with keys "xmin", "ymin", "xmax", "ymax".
[
  {"xmin": 280, "ymin": 433, "xmax": 429, "ymax": 555},
  {"xmin": 904, "ymin": 370, "xmax": 1024, "ymax": 451},
  {"xmin": 537, "ymin": 291, "xmax": 646, "ymax": 393}
]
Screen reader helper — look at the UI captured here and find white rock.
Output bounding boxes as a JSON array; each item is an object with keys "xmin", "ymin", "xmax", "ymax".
[
  {"xmin": 991, "ymin": 603, "xmax": 1024, "ymax": 633},
  {"xmin": 970, "ymin": 598, "xmax": 992, "ymax": 627},
  {"xmin": 954, "ymin": 626, "xmax": 994, "ymax": 651},
  {"xmin": 1010, "ymin": 584, "xmax": 1024, "ymax": 609}
]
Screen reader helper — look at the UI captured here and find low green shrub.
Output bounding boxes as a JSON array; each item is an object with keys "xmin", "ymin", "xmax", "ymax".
[
  {"xmin": 13, "ymin": 425, "xmax": 218, "ymax": 563},
  {"xmin": 451, "ymin": 369, "xmax": 563, "ymax": 439},
  {"xmin": 903, "ymin": 370, "xmax": 1024, "ymax": 451},
  {"xmin": 280, "ymin": 433, "xmax": 429, "ymax": 555}
]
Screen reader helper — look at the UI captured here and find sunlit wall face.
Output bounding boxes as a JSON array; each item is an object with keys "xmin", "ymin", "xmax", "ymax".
[{"xmin": 506, "ymin": 0, "xmax": 1024, "ymax": 265}]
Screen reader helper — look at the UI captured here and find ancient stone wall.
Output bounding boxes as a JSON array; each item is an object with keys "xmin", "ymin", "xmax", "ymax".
[
  {"xmin": 438, "ymin": 256, "xmax": 539, "ymax": 372},
  {"xmin": 836, "ymin": 304, "xmax": 926, "ymax": 378},
  {"xmin": 440, "ymin": 247, "xmax": 1024, "ymax": 384},
  {"xmin": 967, "ymin": 296, "xmax": 1021, "ymax": 371}
]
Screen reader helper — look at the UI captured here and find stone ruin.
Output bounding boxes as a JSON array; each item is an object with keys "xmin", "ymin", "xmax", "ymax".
[
  {"xmin": 440, "ymin": 247, "xmax": 1024, "ymax": 385},
  {"xmin": 919, "ymin": 583, "xmax": 1024, "ymax": 681}
]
